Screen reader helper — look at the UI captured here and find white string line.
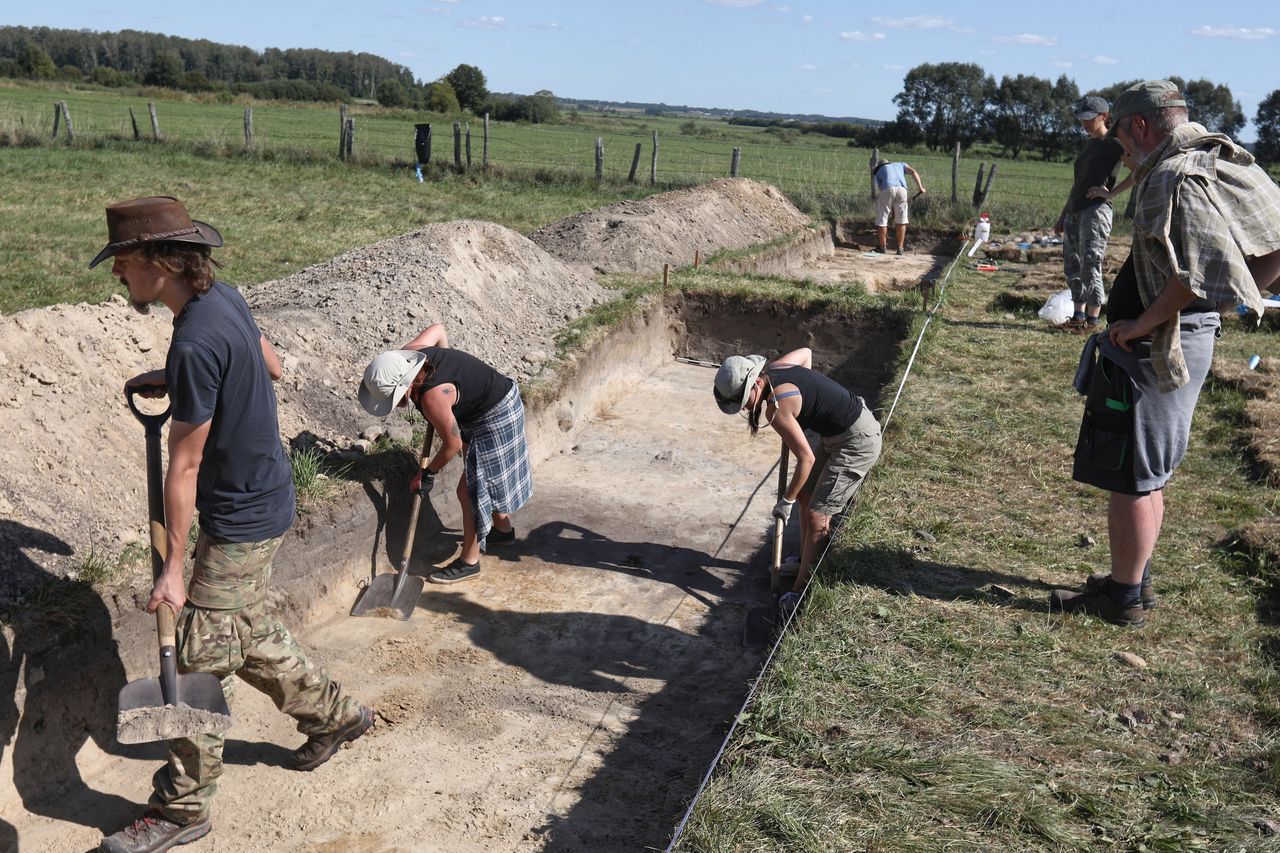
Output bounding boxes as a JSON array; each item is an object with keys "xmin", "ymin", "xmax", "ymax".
[{"xmin": 664, "ymin": 237, "xmax": 971, "ymax": 852}]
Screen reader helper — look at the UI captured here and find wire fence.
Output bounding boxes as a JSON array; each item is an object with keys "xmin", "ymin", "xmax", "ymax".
[{"xmin": 1, "ymin": 87, "xmax": 1085, "ymax": 222}]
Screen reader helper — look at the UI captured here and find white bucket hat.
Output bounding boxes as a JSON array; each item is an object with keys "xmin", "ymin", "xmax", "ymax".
[
  {"xmin": 713, "ymin": 355, "xmax": 766, "ymax": 414},
  {"xmin": 358, "ymin": 350, "xmax": 428, "ymax": 417}
]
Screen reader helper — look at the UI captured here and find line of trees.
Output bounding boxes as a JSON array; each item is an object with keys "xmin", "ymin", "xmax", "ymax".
[{"xmin": 883, "ymin": 62, "xmax": 1260, "ymax": 163}]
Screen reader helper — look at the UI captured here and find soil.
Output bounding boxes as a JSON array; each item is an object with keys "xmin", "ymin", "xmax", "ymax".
[{"xmin": 529, "ymin": 178, "xmax": 810, "ymax": 275}]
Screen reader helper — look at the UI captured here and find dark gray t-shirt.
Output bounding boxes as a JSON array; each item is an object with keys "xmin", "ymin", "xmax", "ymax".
[
  {"xmin": 166, "ymin": 281, "xmax": 294, "ymax": 542},
  {"xmin": 1067, "ymin": 137, "xmax": 1124, "ymax": 214}
]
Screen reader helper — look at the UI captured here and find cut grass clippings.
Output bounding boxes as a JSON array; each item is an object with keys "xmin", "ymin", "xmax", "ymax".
[{"xmin": 673, "ymin": 254, "xmax": 1280, "ymax": 850}]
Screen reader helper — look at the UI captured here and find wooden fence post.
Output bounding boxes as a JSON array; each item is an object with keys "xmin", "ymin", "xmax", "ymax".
[
  {"xmin": 128, "ymin": 107, "xmax": 140, "ymax": 141},
  {"xmin": 977, "ymin": 163, "xmax": 997, "ymax": 209},
  {"xmin": 730, "ymin": 147, "xmax": 741, "ymax": 177},
  {"xmin": 950, "ymin": 141, "xmax": 959, "ymax": 203},
  {"xmin": 595, "ymin": 137, "xmax": 604, "ymax": 181},
  {"xmin": 345, "ymin": 117, "xmax": 354, "ymax": 160},
  {"xmin": 694, "ymin": 249, "xmax": 701, "ymax": 269},
  {"xmin": 651, "ymin": 131, "xmax": 659, "ymax": 186},
  {"xmin": 482, "ymin": 113, "xmax": 489, "ymax": 169},
  {"xmin": 869, "ymin": 147, "xmax": 879, "ymax": 200},
  {"xmin": 628, "ymin": 142, "xmax": 642, "ymax": 183},
  {"xmin": 51, "ymin": 102, "xmax": 61, "ymax": 138},
  {"xmin": 60, "ymin": 101, "xmax": 73, "ymax": 141},
  {"xmin": 662, "ymin": 263, "xmax": 670, "ymax": 292},
  {"xmin": 148, "ymin": 102, "xmax": 160, "ymax": 141},
  {"xmin": 465, "ymin": 123, "xmax": 472, "ymax": 169},
  {"xmin": 414, "ymin": 123, "xmax": 432, "ymax": 164},
  {"xmin": 243, "ymin": 107, "xmax": 253, "ymax": 147},
  {"xmin": 972, "ymin": 163, "xmax": 985, "ymax": 207},
  {"xmin": 452, "ymin": 122, "xmax": 462, "ymax": 169},
  {"xmin": 338, "ymin": 105, "xmax": 347, "ymax": 159}
]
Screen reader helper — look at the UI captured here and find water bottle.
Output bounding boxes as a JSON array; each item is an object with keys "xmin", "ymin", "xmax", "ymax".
[
  {"xmin": 1249, "ymin": 354, "xmax": 1261, "ymax": 370},
  {"xmin": 973, "ymin": 213, "xmax": 991, "ymax": 244},
  {"xmin": 415, "ymin": 163, "xmax": 424, "ymax": 183}
]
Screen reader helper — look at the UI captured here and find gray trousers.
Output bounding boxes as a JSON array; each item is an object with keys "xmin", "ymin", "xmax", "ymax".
[{"xmin": 1062, "ymin": 203, "xmax": 1113, "ymax": 308}]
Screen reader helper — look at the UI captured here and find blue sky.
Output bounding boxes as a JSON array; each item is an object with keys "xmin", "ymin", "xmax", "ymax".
[{"xmin": 4, "ymin": 1, "xmax": 1278, "ymax": 139}]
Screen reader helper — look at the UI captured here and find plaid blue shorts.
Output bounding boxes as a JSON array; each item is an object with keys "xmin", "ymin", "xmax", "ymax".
[{"xmin": 462, "ymin": 382, "xmax": 533, "ymax": 548}]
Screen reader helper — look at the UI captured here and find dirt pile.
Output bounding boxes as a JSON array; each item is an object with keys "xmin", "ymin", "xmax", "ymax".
[
  {"xmin": 530, "ymin": 178, "xmax": 809, "ymax": 275},
  {"xmin": 0, "ymin": 220, "xmax": 602, "ymax": 593}
]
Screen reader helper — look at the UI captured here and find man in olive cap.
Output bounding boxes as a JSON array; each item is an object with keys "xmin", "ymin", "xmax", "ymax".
[
  {"xmin": 96, "ymin": 197, "xmax": 372, "ymax": 853},
  {"xmin": 1051, "ymin": 82, "xmax": 1280, "ymax": 626}
]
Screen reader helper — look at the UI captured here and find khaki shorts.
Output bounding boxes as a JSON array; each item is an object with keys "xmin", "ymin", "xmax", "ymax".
[
  {"xmin": 802, "ymin": 404, "xmax": 882, "ymax": 516},
  {"xmin": 875, "ymin": 186, "xmax": 909, "ymax": 227}
]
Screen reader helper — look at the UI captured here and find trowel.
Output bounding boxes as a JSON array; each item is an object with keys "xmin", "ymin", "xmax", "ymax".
[{"xmin": 117, "ymin": 385, "xmax": 231, "ymax": 745}]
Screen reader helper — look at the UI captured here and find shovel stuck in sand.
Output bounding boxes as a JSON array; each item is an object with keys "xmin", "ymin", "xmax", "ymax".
[
  {"xmin": 117, "ymin": 385, "xmax": 232, "ymax": 745},
  {"xmin": 351, "ymin": 425, "xmax": 434, "ymax": 620}
]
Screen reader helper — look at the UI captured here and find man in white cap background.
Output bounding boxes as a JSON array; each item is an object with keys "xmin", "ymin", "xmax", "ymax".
[
  {"xmin": 1051, "ymin": 81, "xmax": 1280, "ymax": 627},
  {"xmin": 714, "ymin": 347, "xmax": 882, "ymax": 618},
  {"xmin": 871, "ymin": 157, "xmax": 927, "ymax": 255},
  {"xmin": 1053, "ymin": 94, "xmax": 1132, "ymax": 331},
  {"xmin": 359, "ymin": 323, "xmax": 532, "ymax": 584},
  {"xmin": 97, "ymin": 196, "xmax": 372, "ymax": 853}
]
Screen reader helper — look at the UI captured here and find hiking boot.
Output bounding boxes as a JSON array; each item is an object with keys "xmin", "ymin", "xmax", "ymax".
[
  {"xmin": 429, "ymin": 558, "xmax": 481, "ymax": 584},
  {"xmin": 873, "ymin": 246, "xmax": 887, "ymax": 254},
  {"xmin": 487, "ymin": 525, "xmax": 516, "ymax": 546},
  {"xmin": 291, "ymin": 705, "xmax": 374, "ymax": 771},
  {"xmin": 1049, "ymin": 587, "xmax": 1145, "ymax": 627},
  {"xmin": 896, "ymin": 247, "xmax": 905, "ymax": 256},
  {"xmin": 1086, "ymin": 573, "xmax": 1158, "ymax": 610},
  {"xmin": 100, "ymin": 811, "xmax": 210, "ymax": 852}
]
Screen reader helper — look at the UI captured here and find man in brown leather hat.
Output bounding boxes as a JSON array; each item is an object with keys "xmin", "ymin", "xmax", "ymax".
[{"xmin": 96, "ymin": 197, "xmax": 372, "ymax": 853}]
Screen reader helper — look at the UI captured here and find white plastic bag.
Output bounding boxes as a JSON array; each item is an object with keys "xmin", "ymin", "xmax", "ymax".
[{"xmin": 1038, "ymin": 288, "xmax": 1074, "ymax": 325}]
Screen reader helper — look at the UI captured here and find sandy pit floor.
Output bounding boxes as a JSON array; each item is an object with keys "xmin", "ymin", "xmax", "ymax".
[
  {"xmin": 10, "ymin": 361, "xmax": 778, "ymax": 853},
  {"xmin": 799, "ymin": 246, "xmax": 947, "ymax": 293}
]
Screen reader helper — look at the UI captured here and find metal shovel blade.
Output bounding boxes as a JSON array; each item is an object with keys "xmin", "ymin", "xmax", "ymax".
[
  {"xmin": 350, "ymin": 571, "xmax": 425, "ymax": 620},
  {"xmin": 116, "ymin": 672, "xmax": 232, "ymax": 744}
]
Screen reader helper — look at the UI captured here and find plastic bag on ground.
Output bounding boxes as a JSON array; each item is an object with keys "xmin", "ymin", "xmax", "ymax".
[{"xmin": 1038, "ymin": 288, "xmax": 1074, "ymax": 325}]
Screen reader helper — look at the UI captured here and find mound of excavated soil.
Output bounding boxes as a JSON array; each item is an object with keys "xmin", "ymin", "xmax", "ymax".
[
  {"xmin": 0, "ymin": 220, "xmax": 602, "ymax": 594},
  {"xmin": 530, "ymin": 178, "xmax": 809, "ymax": 275}
]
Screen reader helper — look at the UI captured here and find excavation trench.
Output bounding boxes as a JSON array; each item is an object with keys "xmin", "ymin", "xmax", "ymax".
[{"xmin": 4, "ymin": 294, "xmax": 907, "ymax": 853}]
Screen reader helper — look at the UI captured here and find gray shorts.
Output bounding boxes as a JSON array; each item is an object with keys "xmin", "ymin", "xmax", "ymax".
[
  {"xmin": 802, "ymin": 404, "xmax": 882, "ymax": 515},
  {"xmin": 1062, "ymin": 203, "xmax": 1113, "ymax": 308},
  {"xmin": 1072, "ymin": 313, "xmax": 1220, "ymax": 493}
]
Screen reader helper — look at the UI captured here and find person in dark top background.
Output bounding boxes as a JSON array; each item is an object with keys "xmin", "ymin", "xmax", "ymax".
[
  {"xmin": 715, "ymin": 347, "xmax": 882, "ymax": 618},
  {"xmin": 360, "ymin": 324, "xmax": 533, "ymax": 585},
  {"xmin": 1054, "ymin": 95, "xmax": 1133, "ymax": 331},
  {"xmin": 96, "ymin": 196, "xmax": 371, "ymax": 853}
]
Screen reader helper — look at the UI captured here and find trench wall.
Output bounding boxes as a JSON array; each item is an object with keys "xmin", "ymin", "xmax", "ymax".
[{"xmin": 710, "ymin": 226, "xmax": 835, "ymax": 278}]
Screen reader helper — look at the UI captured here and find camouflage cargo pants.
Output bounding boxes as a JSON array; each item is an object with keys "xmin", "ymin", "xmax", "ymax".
[
  {"xmin": 1062, "ymin": 203, "xmax": 1114, "ymax": 309},
  {"xmin": 150, "ymin": 533, "xmax": 362, "ymax": 824}
]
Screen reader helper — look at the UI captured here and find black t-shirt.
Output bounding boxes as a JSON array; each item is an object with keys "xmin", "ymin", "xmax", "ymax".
[
  {"xmin": 1067, "ymin": 137, "xmax": 1124, "ymax": 214},
  {"xmin": 1105, "ymin": 255, "xmax": 1219, "ymax": 323},
  {"xmin": 417, "ymin": 346, "xmax": 513, "ymax": 426},
  {"xmin": 765, "ymin": 365, "xmax": 861, "ymax": 437},
  {"xmin": 167, "ymin": 281, "xmax": 294, "ymax": 542}
]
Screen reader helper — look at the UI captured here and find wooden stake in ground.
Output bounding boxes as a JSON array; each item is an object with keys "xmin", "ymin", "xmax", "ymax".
[
  {"xmin": 951, "ymin": 141, "xmax": 960, "ymax": 203},
  {"xmin": 595, "ymin": 137, "xmax": 604, "ymax": 182},
  {"xmin": 148, "ymin": 102, "xmax": 160, "ymax": 141},
  {"xmin": 244, "ymin": 107, "xmax": 253, "ymax": 148},
  {"xmin": 730, "ymin": 147, "xmax": 741, "ymax": 178},
  {"xmin": 339, "ymin": 105, "xmax": 348, "ymax": 160},
  {"xmin": 651, "ymin": 131, "xmax": 659, "ymax": 186},
  {"xmin": 453, "ymin": 122, "xmax": 462, "ymax": 170},
  {"xmin": 482, "ymin": 113, "xmax": 490, "ymax": 169},
  {"xmin": 51, "ymin": 102, "xmax": 60, "ymax": 139},
  {"xmin": 972, "ymin": 163, "xmax": 986, "ymax": 207},
  {"xmin": 344, "ymin": 118, "xmax": 354, "ymax": 160},
  {"xmin": 977, "ymin": 164, "xmax": 997, "ymax": 210},
  {"xmin": 662, "ymin": 263, "xmax": 670, "ymax": 292},
  {"xmin": 465, "ymin": 123, "xmax": 472, "ymax": 169},
  {"xmin": 129, "ymin": 107, "xmax": 140, "ymax": 141},
  {"xmin": 628, "ymin": 142, "xmax": 642, "ymax": 184},
  {"xmin": 60, "ymin": 102, "xmax": 73, "ymax": 142}
]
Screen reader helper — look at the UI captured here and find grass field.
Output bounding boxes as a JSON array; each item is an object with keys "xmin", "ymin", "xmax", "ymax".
[{"xmin": 668, "ymin": 262, "xmax": 1280, "ymax": 851}]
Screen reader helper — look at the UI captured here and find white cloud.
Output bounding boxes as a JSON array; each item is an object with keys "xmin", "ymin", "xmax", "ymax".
[
  {"xmin": 993, "ymin": 33, "xmax": 1056, "ymax": 45},
  {"xmin": 705, "ymin": 0, "xmax": 764, "ymax": 7},
  {"xmin": 458, "ymin": 15, "xmax": 506, "ymax": 28},
  {"xmin": 872, "ymin": 14, "xmax": 955, "ymax": 29},
  {"xmin": 1091, "ymin": 55, "xmax": 1117, "ymax": 64},
  {"xmin": 840, "ymin": 30, "xmax": 885, "ymax": 41},
  {"xmin": 883, "ymin": 63, "xmax": 904, "ymax": 71},
  {"xmin": 1051, "ymin": 60, "xmax": 1074, "ymax": 68},
  {"xmin": 776, "ymin": 4, "xmax": 792, "ymax": 11},
  {"xmin": 802, "ymin": 14, "xmax": 813, "ymax": 24},
  {"xmin": 797, "ymin": 63, "xmax": 817, "ymax": 71},
  {"xmin": 1190, "ymin": 25, "xmax": 1275, "ymax": 39}
]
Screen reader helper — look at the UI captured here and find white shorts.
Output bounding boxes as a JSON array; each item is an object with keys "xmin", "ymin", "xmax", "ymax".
[{"xmin": 875, "ymin": 186, "xmax": 909, "ymax": 227}]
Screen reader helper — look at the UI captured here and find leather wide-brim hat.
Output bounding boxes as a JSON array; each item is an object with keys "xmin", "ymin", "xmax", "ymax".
[
  {"xmin": 358, "ymin": 350, "xmax": 429, "ymax": 417},
  {"xmin": 89, "ymin": 196, "xmax": 223, "ymax": 268}
]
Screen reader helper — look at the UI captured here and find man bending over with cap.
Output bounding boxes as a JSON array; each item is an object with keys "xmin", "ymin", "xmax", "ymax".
[
  {"xmin": 1050, "ymin": 82, "xmax": 1280, "ymax": 627},
  {"xmin": 97, "ymin": 197, "xmax": 372, "ymax": 853},
  {"xmin": 360, "ymin": 324, "xmax": 532, "ymax": 584}
]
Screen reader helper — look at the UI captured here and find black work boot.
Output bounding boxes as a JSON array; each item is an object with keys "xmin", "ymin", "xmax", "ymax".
[
  {"xmin": 292, "ymin": 705, "xmax": 374, "ymax": 771},
  {"xmin": 100, "ymin": 811, "xmax": 210, "ymax": 852},
  {"xmin": 1049, "ymin": 587, "xmax": 1145, "ymax": 628},
  {"xmin": 1086, "ymin": 573, "xmax": 1158, "ymax": 610}
]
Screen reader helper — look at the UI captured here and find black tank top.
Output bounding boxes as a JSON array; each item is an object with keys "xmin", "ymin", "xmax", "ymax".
[
  {"xmin": 417, "ymin": 346, "xmax": 513, "ymax": 426},
  {"xmin": 765, "ymin": 365, "xmax": 861, "ymax": 436}
]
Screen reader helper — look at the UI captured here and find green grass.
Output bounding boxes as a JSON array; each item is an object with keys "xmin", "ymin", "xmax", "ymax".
[
  {"xmin": 289, "ymin": 445, "xmax": 353, "ymax": 507},
  {"xmin": 672, "ymin": 262, "xmax": 1280, "ymax": 851}
]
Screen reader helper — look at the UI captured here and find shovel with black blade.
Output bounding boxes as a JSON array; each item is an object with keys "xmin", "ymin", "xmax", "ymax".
[
  {"xmin": 117, "ymin": 385, "xmax": 232, "ymax": 745},
  {"xmin": 351, "ymin": 424, "xmax": 434, "ymax": 620}
]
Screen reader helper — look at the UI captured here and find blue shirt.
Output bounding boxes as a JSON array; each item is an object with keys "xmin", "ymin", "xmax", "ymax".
[
  {"xmin": 167, "ymin": 281, "xmax": 295, "ymax": 542},
  {"xmin": 873, "ymin": 162, "xmax": 908, "ymax": 192}
]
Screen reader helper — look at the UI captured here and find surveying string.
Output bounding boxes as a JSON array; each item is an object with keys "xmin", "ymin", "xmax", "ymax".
[{"xmin": 664, "ymin": 237, "xmax": 970, "ymax": 852}]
